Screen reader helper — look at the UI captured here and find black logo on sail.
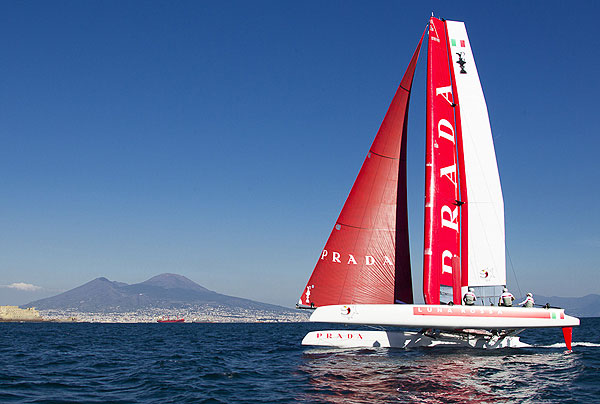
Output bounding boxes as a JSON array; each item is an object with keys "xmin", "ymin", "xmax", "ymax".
[{"xmin": 456, "ymin": 52, "xmax": 467, "ymax": 74}]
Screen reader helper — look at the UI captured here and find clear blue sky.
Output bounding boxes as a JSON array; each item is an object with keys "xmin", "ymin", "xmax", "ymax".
[{"xmin": 1, "ymin": 1, "xmax": 598, "ymax": 306}]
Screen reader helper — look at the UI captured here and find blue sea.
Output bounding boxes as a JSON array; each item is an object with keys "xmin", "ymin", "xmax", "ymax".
[{"xmin": 1, "ymin": 319, "xmax": 599, "ymax": 403}]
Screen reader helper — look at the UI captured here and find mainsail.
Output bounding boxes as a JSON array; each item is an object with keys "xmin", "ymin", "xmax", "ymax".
[
  {"xmin": 424, "ymin": 17, "xmax": 506, "ymax": 304},
  {"xmin": 298, "ymin": 33, "xmax": 424, "ymax": 308},
  {"xmin": 424, "ymin": 17, "xmax": 463, "ymax": 305}
]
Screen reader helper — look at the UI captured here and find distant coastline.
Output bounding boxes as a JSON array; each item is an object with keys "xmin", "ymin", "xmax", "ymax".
[
  {"xmin": 0, "ymin": 305, "xmax": 77, "ymax": 323},
  {"xmin": 14, "ymin": 273, "xmax": 599, "ymax": 322},
  {"xmin": 16, "ymin": 273, "xmax": 310, "ymax": 323},
  {"xmin": 36, "ymin": 307, "xmax": 310, "ymax": 323}
]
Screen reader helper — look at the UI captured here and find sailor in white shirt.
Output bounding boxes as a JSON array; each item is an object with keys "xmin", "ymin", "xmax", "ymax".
[
  {"xmin": 498, "ymin": 287, "xmax": 515, "ymax": 307},
  {"xmin": 518, "ymin": 293, "xmax": 535, "ymax": 308},
  {"xmin": 463, "ymin": 287, "xmax": 476, "ymax": 306}
]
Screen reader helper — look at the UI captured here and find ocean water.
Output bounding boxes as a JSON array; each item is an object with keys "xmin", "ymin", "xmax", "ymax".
[{"xmin": 1, "ymin": 319, "xmax": 599, "ymax": 403}]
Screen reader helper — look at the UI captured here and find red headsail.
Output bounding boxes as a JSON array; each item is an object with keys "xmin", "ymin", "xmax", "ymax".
[{"xmin": 298, "ymin": 33, "xmax": 424, "ymax": 308}]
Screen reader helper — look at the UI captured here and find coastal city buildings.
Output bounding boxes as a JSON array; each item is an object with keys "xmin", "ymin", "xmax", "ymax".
[
  {"xmin": 0, "ymin": 306, "xmax": 42, "ymax": 321},
  {"xmin": 37, "ymin": 305, "xmax": 310, "ymax": 323}
]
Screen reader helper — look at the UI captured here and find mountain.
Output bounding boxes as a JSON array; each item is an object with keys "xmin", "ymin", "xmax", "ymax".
[
  {"xmin": 23, "ymin": 273, "xmax": 292, "ymax": 313},
  {"xmin": 23, "ymin": 274, "xmax": 599, "ymax": 318},
  {"xmin": 138, "ymin": 273, "xmax": 210, "ymax": 292},
  {"xmin": 533, "ymin": 294, "xmax": 600, "ymax": 318}
]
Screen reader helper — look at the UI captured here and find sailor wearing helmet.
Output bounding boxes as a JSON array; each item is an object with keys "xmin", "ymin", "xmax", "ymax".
[
  {"xmin": 518, "ymin": 293, "xmax": 535, "ymax": 308},
  {"xmin": 498, "ymin": 287, "xmax": 515, "ymax": 307}
]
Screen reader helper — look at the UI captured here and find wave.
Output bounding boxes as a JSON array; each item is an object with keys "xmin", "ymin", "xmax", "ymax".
[{"xmin": 534, "ymin": 341, "xmax": 600, "ymax": 348}]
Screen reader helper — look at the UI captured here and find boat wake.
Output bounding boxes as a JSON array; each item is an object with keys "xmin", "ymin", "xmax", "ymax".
[
  {"xmin": 532, "ymin": 341, "xmax": 600, "ymax": 349},
  {"xmin": 303, "ymin": 340, "xmax": 600, "ymax": 351}
]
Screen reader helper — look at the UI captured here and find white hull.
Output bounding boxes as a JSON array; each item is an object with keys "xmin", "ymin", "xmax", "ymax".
[
  {"xmin": 309, "ymin": 304, "xmax": 580, "ymax": 329},
  {"xmin": 302, "ymin": 329, "xmax": 529, "ymax": 349}
]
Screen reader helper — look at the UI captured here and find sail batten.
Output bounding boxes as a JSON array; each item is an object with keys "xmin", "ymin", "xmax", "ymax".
[{"xmin": 298, "ymin": 32, "xmax": 425, "ymax": 308}]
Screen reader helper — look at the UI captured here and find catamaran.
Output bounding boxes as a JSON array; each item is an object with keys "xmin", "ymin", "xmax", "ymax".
[{"xmin": 297, "ymin": 16, "xmax": 579, "ymax": 349}]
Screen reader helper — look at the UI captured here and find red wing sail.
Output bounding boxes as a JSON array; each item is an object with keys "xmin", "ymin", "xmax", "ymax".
[
  {"xmin": 298, "ymin": 33, "xmax": 424, "ymax": 308},
  {"xmin": 423, "ymin": 17, "xmax": 462, "ymax": 305}
]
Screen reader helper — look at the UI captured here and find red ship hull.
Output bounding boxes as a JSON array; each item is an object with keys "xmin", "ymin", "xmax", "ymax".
[{"xmin": 157, "ymin": 318, "xmax": 185, "ymax": 323}]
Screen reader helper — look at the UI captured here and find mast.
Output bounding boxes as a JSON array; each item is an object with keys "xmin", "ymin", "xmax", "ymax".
[{"xmin": 298, "ymin": 32, "xmax": 425, "ymax": 308}]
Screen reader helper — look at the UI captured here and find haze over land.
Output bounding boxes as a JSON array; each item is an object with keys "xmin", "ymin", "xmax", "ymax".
[
  {"xmin": 24, "ymin": 273, "xmax": 295, "ymax": 313},
  {"xmin": 15, "ymin": 272, "xmax": 600, "ymax": 319},
  {"xmin": 19, "ymin": 273, "xmax": 309, "ymax": 323}
]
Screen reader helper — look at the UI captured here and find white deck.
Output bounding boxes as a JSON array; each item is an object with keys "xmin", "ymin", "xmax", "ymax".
[{"xmin": 309, "ymin": 304, "xmax": 580, "ymax": 330}]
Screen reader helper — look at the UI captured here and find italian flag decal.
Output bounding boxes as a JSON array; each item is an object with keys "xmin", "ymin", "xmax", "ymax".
[{"xmin": 451, "ymin": 39, "xmax": 466, "ymax": 47}]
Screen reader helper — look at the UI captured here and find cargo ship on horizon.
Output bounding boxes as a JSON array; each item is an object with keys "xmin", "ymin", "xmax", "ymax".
[{"xmin": 157, "ymin": 317, "xmax": 185, "ymax": 323}]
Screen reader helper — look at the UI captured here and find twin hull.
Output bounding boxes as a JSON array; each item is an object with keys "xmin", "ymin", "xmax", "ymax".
[{"xmin": 309, "ymin": 304, "xmax": 580, "ymax": 330}]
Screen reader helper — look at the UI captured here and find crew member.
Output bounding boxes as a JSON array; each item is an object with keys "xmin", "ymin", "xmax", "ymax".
[
  {"xmin": 518, "ymin": 293, "xmax": 535, "ymax": 308},
  {"xmin": 498, "ymin": 287, "xmax": 515, "ymax": 307},
  {"xmin": 463, "ymin": 287, "xmax": 476, "ymax": 306}
]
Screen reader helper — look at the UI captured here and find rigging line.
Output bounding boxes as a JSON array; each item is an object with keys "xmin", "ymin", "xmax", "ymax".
[
  {"xmin": 457, "ymin": 98, "xmax": 506, "ymax": 290},
  {"xmin": 458, "ymin": 119, "xmax": 505, "ymax": 284},
  {"xmin": 399, "ymin": 85, "xmax": 411, "ymax": 93},
  {"xmin": 506, "ymin": 243, "xmax": 523, "ymax": 298},
  {"xmin": 460, "ymin": 117, "xmax": 505, "ymax": 238}
]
